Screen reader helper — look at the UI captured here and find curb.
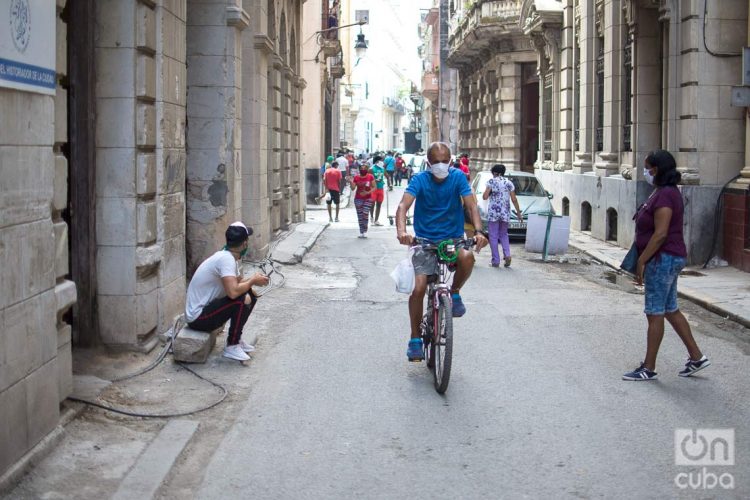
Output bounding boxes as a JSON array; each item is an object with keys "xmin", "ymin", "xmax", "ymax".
[
  {"xmin": 291, "ymin": 222, "xmax": 329, "ymax": 263},
  {"xmin": 568, "ymin": 241, "xmax": 750, "ymax": 329}
]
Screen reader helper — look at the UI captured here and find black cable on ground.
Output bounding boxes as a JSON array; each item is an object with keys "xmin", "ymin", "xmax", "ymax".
[{"xmin": 702, "ymin": 175, "xmax": 740, "ymax": 269}]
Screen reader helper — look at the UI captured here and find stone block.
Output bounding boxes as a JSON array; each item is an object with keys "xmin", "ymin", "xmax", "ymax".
[
  {"xmin": 160, "ymin": 236, "xmax": 186, "ymax": 285},
  {"xmin": 161, "ymin": 192, "xmax": 185, "ymax": 240},
  {"xmin": 187, "ymin": 86, "xmax": 228, "ymax": 119},
  {"xmin": 136, "ymin": 243, "xmax": 163, "ymax": 269},
  {"xmin": 719, "ymin": 85, "xmax": 744, "ymax": 120},
  {"xmin": 0, "ymin": 380, "xmax": 28, "ymax": 473},
  {"xmin": 137, "ymin": 2, "xmax": 157, "ymax": 52},
  {"xmin": 158, "ymin": 276, "xmax": 185, "ymax": 334},
  {"xmin": 57, "ymin": 341, "xmax": 72, "ymax": 402},
  {"xmin": 57, "ymin": 323, "xmax": 71, "ymax": 347},
  {"xmin": 96, "ymin": 98, "xmax": 135, "ymax": 148},
  {"xmin": 186, "ymin": 4, "xmax": 226, "ymax": 27},
  {"xmin": 163, "ymin": 9, "xmax": 187, "ymax": 62},
  {"xmin": 0, "ymin": 221, "xmax": 56, "ymax": 310},
  {"xmin": 95, "ymin": 0, "xmax": 136, "ymax": 48},
  {"xmin": 164, "ymin": 0, "xmax": 187, "ymax": 22},
  {"xmin": 187, "ymin": 26, "xmax": 230, "ymax": 57},
  {"xmin": 97, "ymin": 197, "xmax": 137, "ymax": 246},
  {"xmin": 187, "ymin": 117, "xmax": 227, "ymax": 151},
  {"xmin": 97, "ymin": 246, "xmax": 136, "ymax": 295},
  {"xmin": 96, "ymin": 47, "xmax": 136, "ymax": 99},
  {"xmin": 186, "ymin": 55, "xmax": 236, "ymax": 87},
  {"xmin": 137, "ymin": 201, "xmax": 157, "ymax": 244},
  {"xmin": 136, "ymin": 53, "xmax": 156, "ymax": 100},
  {"xmin": 98, "ymin": 295, "xmax": 137, "ymax": 345},
  {"xmin": 53, "ymin": 84, "xmax": 67, "ymax": 145},
  {"xmin": 56, "ymin": 15, "xmax": 67, "ymax": 76},
  {"xmin": 136, "ymin": 102, "xmax": 157, "ymax": 147},
  {"xmin": 25, "ymin": 358, "xmax": 60, "ymax": 448},
  {"xmin": 53, "ymin": 222, "xmax": 69, "ymax": 278},
  {"xmin": 137, "ymin": 153, "xmax": 156, "ymax": 195},
  {"xmin": 704, "ymin": 119, "xmax": 744, "ymax": 153},
  {"xmin": 160, "ymin": 149, "xmax": 186, "ymax": 194},
  {"xmin": 53, "ymin": 154, "xmax": 68, "ymax": 212},
  {"xmin": 0, "ymin": 88, "xmax": 54, "ymax": 145},
  {"xmin": 136, "ymin": 288, "xmax": 158, "ymax": 337},
  {"xmin": 96, "ymin": 148, "xmax": 136, "ymax": 198},
  {"xmin": 162, "ymin": 103, "xmax": 187, "ymax": 149},
  {"xmin": 54, "ymin": 280, "xmax": 77, "ymax": 322},
  {"xmin": 0, "ymin": 146, "xmax": 54, "ymax": 229},
  {"xmin": 136, "ymin": 273, "xmax": 158, "ymax": 296},
  {"xmin": 172, "ymin": 327, "xmax": 218, "ymax": 363},
  {"xmin": 161, "ymin": 57, "xmax": 186, "ymax": 106}
]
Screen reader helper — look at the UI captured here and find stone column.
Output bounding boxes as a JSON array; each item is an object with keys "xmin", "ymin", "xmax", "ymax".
[
  {"xmin": 573, "ymin": 0, "xmax": 595, "ymax": 173},
  {"xmin": 95, "ymin": 0, "xmax": 161, "ymax": 350},
  {"xmin": 241, "ymin": 18, "xmax": 272, "ymax": 258},
  {"xmin": 737, "ymin": 0, "xmax": 750, "ymax": 189},
  {"xmin": 185, "ymin": 0, "xmax": 247, "ymax": 274},
  {"xmin": 557, "ymin": 1, "xmax": 575, "ymax": 171},
  {"xmin": 269, "ymin": 55, "xmax": 284, "ymax": 233},
  {"xmin": 281, "ymin": 66, "xmax": 294, "ymax": 229},
  {"xmin": 157, "ymin": 0, "xmax": 188, "ymax": 332},
  {"xmin": 499, "ymin": 62, "xmax": 521, "ymax": 171},
  {"xmin": 631, "ymin": 4, "xmax": 660, "ymax": 180},
  {"xmin": 293, "ymin": 76, "xmax": 306, "ymax": 222},
  {"xmin": 594, "ymin": 0, "xmax": 623, "ymax": 176}
]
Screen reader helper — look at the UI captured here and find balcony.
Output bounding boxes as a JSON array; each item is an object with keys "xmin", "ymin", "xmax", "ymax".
[
  {"xmin": 421, "ymin": 71, "xmax": 439, "ymax": 102},
  {"xmin": 447, "ymin": 0, "xmax": 523, "ymax": 66}
]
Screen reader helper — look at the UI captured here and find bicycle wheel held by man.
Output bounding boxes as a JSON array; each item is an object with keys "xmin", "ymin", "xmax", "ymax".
[
  {"xmin": 395, "ymin": 142, "xmax": 487, "ymax": 362},
  {"xmin": 622, "ymin": 149, "xmax": 710, "ymax": 381}
]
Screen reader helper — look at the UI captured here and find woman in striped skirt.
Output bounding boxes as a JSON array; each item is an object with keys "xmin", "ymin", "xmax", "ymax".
[{"xmin": 350, "ymin": 163, "xmax": 375, "ymax": 238}]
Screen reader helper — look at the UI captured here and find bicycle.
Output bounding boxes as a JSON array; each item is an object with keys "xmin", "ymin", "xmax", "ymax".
[{"xmin": 415, "ymin": 237, "xmax": 477, "ymax": 394}]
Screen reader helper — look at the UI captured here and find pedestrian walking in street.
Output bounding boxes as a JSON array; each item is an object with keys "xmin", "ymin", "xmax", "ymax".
[
  {"xmin": 384, "ymin": 151, "xmax": 396, "ymax": 190},
  {"xmin": 622, "ymin": 149, "xmax": 710, "ymax": 381},
  {"xmin": 351, "ymin": 163, "xmax": 375, "ymax": 238},
  {"xmin": 323, "ymin": 162, "xmax": 342, "ymax": 222},
  {"xmin": 457, "ymin": 153, "xmax": 471, "ymax": 181},
  {"xmin": 395, "ymin": 142, "xmax": 488, "ymax": 361},
  {"xmin": 369, "ymin": 155, "xmax": 386, "ymax": 226},
  {"xmin": 394, "ymin": 153, "xmax": 407, "ymax": 186},
  {"xmin": 482, "ymin": 164, "xmax": 522, "ymax": 268},
  {"xmin": 335, "ymin": 151, "xmax": 349, "ymax": 192},
  {"xmin": 185, "ymin": 222, "xmax": 269, "ymax": 361}
]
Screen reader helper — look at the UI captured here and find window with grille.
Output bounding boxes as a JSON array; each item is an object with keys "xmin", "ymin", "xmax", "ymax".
[
  {"xmin": 543, "ymin": 72, "xmax": 553, "ymax": 161},
  {"xmin": 596, "ymin": 37, "xmax": 604, "ymax": 151},
  {"xmin": 623, "ymin": 35, "xmax": 632, "ymax": 152}
]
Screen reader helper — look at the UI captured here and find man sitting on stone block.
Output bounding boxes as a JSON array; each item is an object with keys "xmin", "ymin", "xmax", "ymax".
[{"xmin": 185, "ymin": 222, "xmax": 269, "ymax": 361}]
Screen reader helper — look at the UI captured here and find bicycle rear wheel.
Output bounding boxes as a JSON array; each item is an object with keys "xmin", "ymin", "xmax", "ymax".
[{"xmin": 432, "ymin": 293, "xmax": 453, "ymax": 394}]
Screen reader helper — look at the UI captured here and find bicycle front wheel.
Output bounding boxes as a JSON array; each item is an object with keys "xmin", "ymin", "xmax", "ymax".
[{"xmin": 432, "ymin": 293, "xmax": 453, "ymax": 394}]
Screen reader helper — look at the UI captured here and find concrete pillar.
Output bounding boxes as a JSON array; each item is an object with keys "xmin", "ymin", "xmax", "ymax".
[
  {"xmin": 632, "ymin": 5, "xmax": 660, "ymax": 180},
  {"xmin": 557, "ymin": 0, "xmax": 575, "ymax": 171},
  {"xmin": 185, "ymin": 0, "xmax": 246, "ymax": 275},
  {"xmin": 499, "ymin": 62, "xmax": 521, "ymax": 171},
  {"xmin": 594, "ymin": 0, "xmax": 623, "ymax": 176},
  {"xmin": 270, "ymin": 55, "xmax": 283, "ymax": 233},
  {"xmin": 737, "ymin": 0, "xmax": 750, "ymax": 188}
]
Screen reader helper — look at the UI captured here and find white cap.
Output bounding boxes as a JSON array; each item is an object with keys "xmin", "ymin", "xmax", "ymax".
[{"xmin": 229, "ymin": 221, "xmax": 250, "ymax": 235}]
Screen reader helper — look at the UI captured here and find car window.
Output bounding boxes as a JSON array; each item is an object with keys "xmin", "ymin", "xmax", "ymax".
[{"xmin": 509, "ymin": 175, "xmax": 545, "ymax": 196}]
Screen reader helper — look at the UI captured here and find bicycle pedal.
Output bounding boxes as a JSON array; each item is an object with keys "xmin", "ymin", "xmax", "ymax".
[{"xmin": 408, "ymin": 358, "xmax": 423, "ymax": 363}]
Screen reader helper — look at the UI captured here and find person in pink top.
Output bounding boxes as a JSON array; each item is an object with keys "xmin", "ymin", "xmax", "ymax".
[
  {"xmin": 323, "ymin": 163, "xmax": 342, "ymax": 222},
  {"xmin": 350, "ymin": 163, "xmax": 375, "ymax": 238}
]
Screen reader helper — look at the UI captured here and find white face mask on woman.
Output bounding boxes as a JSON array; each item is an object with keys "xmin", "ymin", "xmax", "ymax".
[
  {"xmin": 644, "ymin": 169, "xmax": 655, "ymax": 186},
  {"xmin": 429, "ymin": 161, "xmax": 450, "ymax": 179}
]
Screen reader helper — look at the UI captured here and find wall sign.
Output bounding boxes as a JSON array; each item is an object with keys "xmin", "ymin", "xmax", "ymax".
[{"xmin": 0, "ymin": 0, "xmax": 56, "ymax": 95}]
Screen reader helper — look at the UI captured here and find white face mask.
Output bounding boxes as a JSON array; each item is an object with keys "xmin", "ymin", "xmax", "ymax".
[
  {"xmin": 644, "ymin": 169, "xmax": 655, "ymax": 186},
  {"xmin": 429, "ymin": 162, "xmax": 450, "ymax": 179},
  {"xmin": 377, "ymin": 161, "xmax": 384, "ymax": 167}
]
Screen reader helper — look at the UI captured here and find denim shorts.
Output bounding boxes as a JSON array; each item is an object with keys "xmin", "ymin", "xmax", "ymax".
[{"xmin": 644, "ymin": 253, "xmax": 686, "ymax": 315}]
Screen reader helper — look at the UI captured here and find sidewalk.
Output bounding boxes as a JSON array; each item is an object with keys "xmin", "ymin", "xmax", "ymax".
[{"xmin": 568, "ymin": 231, "xmax": 750, "ymax": 329}]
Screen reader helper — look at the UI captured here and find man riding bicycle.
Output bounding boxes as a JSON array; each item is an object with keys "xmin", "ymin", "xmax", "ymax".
[{"xmin": 395, "ymin": 142, "xmax": 488, "ymax": 361}]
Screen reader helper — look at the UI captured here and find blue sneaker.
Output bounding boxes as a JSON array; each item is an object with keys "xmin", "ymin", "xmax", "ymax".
[
  {"xmin": 622, "ymin": 363, "xmax": 658, "ymax": 381},
  {"xmin": 407, "ymin": 338, "xmax": 424, "ymax": 362},
  {"xmin": 452, "ymin": 293, "xmax": 466, "ymax": 317}
]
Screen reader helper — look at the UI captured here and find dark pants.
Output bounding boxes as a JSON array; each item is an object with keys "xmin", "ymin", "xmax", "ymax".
[{"xmin": 188, "ymin": 292, "xmax": 257, "ymax": 346}]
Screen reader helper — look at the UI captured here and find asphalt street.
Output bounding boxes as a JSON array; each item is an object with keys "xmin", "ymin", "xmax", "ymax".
[{"xmin": 194, "ymin": 186, "xmax": 749, "ymax": 499}]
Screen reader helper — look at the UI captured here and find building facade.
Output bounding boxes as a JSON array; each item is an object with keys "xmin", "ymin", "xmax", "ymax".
[
  {"xmin": 1, "ymin": 0, "xmax": 307, "ymax": 481},
  {"xmin": 447, "ymin": 0, "xmax": 749, "ymax": 265}
]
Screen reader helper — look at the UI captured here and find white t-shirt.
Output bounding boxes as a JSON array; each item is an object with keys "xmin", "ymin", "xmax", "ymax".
[
  {"xmin": 336, "ymin": 156, "xmax": 348, "ymax": 173},
  {"xmin": 185, "ymin": 250, "xmax": 239, "ymax": 322}
]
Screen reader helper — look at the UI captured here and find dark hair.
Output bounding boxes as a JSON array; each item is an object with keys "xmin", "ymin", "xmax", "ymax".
[
  {"xmin": 225, "ymin": 226, "xmax": 250, "ymax": 248},
  {"xmin": 491, "ymin": 163, "xmax": 506, "ymax": 176},
  {"xmin": 373, "ymin": 155, "xmax": 383, "ymax": 162},
  {"xmin": 645, "ymin": 149, "xmax": 681, "ymax": 186}
]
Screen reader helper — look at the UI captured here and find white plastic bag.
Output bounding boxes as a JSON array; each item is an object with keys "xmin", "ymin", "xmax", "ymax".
[
  {"xmin": 390, "ymin": 249, "xmax": 415, "ymax": 294},
  {"xmin": 324, "ymin": 192, "xmax": 331, "ymax": 202}
]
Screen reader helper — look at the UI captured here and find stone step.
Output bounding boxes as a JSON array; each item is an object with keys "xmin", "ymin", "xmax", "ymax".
[{"xmin": 172, "ymin": 327, "xmax": 221, "ymax": 363}]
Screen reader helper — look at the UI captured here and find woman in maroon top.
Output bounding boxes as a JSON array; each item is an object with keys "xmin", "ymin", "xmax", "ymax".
[
  {"xmin": 623, "ymin": 150, "xmax": 710, "ymax": 381},
  {"xmin": 350, "ymin": 164, "xmax": 375, "ymax": 238}
]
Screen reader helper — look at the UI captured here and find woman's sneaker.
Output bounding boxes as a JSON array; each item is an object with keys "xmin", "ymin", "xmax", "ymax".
[
  {"xmin": 622, "ymin": 363, "xmax": 657, "ymax": 381},
  {"xmin": 678, "ymin": 355, "xmax": 711, "ymax": 377},
  {"xmin": 406, "ymin": 338, "xmax": 424, "ymax": 362}
]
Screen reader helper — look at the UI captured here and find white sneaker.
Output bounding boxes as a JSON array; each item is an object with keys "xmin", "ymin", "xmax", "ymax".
[
  {"xmin": 239, "ymin": 339, "xmax": 255, "ymax": 353},
  {"xmin": 223, "ymin": 344, "xmax": 250, "ymax": 361},
  {"xmin": 358, "ymin": 233, "xmax": 366, "ymax": 239}
]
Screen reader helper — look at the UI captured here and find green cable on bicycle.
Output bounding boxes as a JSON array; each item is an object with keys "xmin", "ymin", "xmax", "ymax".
[{"xmin": 437, "ymin": 240, "xmax": 459, "ymax": 263}]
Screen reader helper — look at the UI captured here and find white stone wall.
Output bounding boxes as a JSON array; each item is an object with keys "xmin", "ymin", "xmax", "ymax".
[{"xmin": 0, "ymin": 0, "xmax": 71, "ymax": 478}]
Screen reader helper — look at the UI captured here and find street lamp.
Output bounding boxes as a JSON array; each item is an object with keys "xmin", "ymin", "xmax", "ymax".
[{"xmin": 354, "ymin": 31, "xmax": 368, "ymax": 58}]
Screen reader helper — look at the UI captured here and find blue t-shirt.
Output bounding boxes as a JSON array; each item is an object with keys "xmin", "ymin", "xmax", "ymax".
[
  {"xmin": 384, "ymin": 155, "xmax": 396, "ymax": 172},
  {"xmin": 406, "ymin": 169, "xmax": 472, "ymax": 241}
]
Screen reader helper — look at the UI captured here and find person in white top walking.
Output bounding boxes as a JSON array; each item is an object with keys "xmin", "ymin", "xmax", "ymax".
[
  {"xmin": 482, "ymin": 164, "xmax": 522, "ymax": 268},
  {"xmin": 185, "ymin": 222, "xmax": 269, "ymax": 361}
]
